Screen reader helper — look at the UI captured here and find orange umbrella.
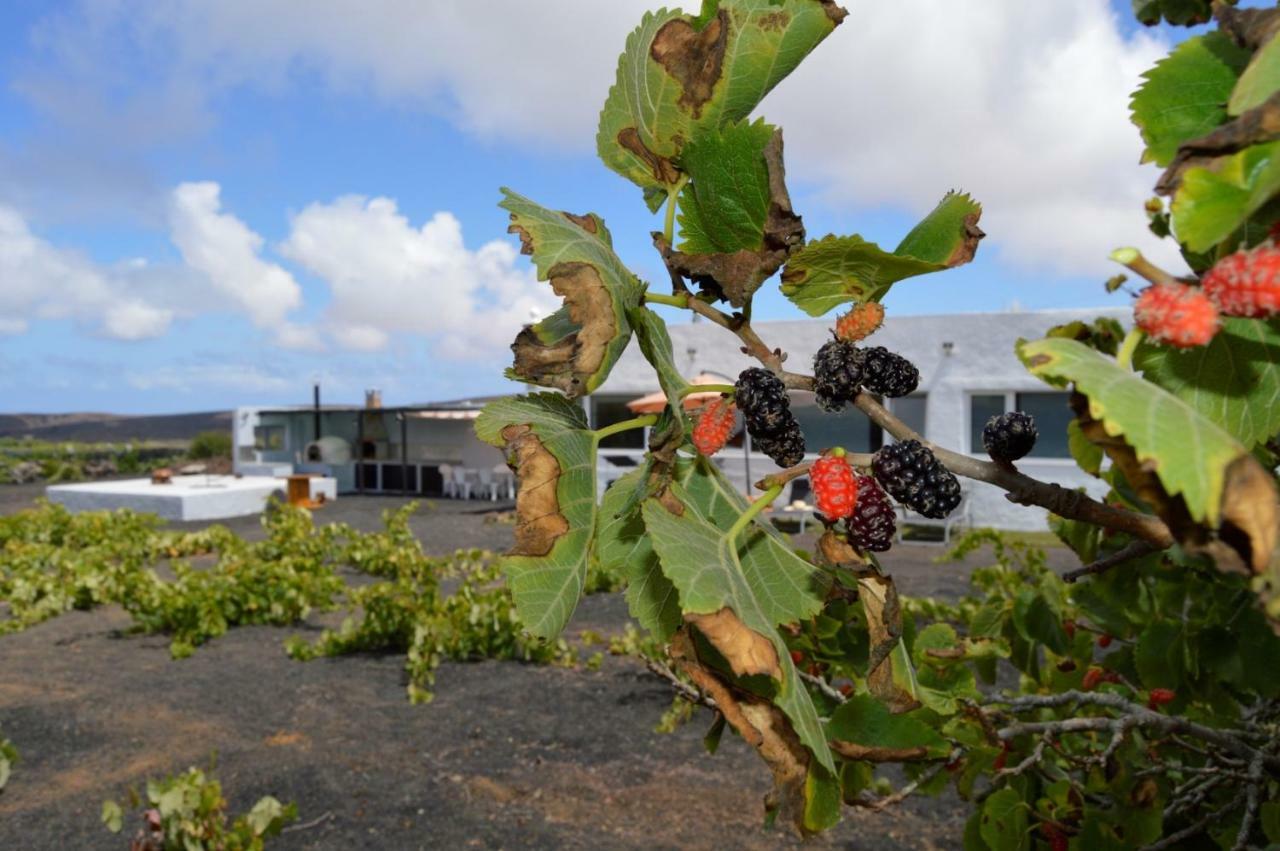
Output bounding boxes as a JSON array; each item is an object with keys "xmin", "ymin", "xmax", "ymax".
[{"xmin": 625, "ymin": 372, "xmax": 733, "ymax": 414}]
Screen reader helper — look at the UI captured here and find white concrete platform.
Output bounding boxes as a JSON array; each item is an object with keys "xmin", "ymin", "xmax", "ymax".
[{"xmin": 46, "ymin": 476, "xmax": 291, "ymax": 522}]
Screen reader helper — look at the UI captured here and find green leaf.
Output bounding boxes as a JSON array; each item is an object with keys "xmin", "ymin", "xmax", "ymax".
[
  {"xmin": 1230, "ymin": 34, "xmax": 1280, "ymax": 116},
  {"xmin": 1012, "ymin": 592, "xmax": 1069, "ymax": 656},
  {"xmin": 245, "ymin": 796, "xmax": 292, "ymax": 836},
  {"xmin": 979, "ymin": 787, "xmax": 1029, "ymax": 851},
  {"xmin": 1261, "ymin": 800, "xmax": 1280, "ymax": 843},
  {"xmin": 101, "ymin": 800, "xmax": 123, "ymax": 833},
  {"xmin": 803, "ymin": 763, "xmax": 842, "ymax": 833},
  {"xmin": 1171, "ymin": 141, "xmax": 1280, "ymax": 252},
  {"xmin": 476, "ymin": 394, "xmax": 598, "ymax": 639},
  {"xmin": 595, "ymin": 469, "xmax": 682, "ymax": 640},
  {"xmin": 1134, "ymin": 317, "xmax": 1280, "ymax": 449},
  {"xmin": 826, "ymin": 694, "xmax": 949, "ymax": 758},
  {"xmin": 1129, "ymin": 32, "xmax": 1248, "ymax": 167},
  {"xmin": 1132, "ymin": 0, "xmax": 1215, "ymax": 27},
  {"xmin": 678, "ymin": 119, "xmax": 774, "ymax": 253},
  {"xmin": 627, "ymin": 306, "xmax": 692, "ymax": 430},
  {"xmin": 596, "ymin": 0, "xmax": 845, "ymax": 205},
  {"xmin": 500, "ymin": 189, "xmax": 645, "ymax": 396},
  {"xmin": 1135, "ymin": 621, "xmax": 1184, "ymax": 689},
  {"xmin": 641, "ymin": 491, "xmax": 835, "ymax": 775},
  {"xmin": 781, "ymin": 192, "xmax": 982, "ymax": 317},
  {"xmin": 1067, "ymin": 418, "xmax": 1104, "ymax": 476},
  {"xmin": 1018, "ymin": 337, "xmax": 1248, "ymax": 526}
]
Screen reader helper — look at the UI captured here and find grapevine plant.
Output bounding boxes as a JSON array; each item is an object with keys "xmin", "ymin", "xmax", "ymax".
[{"xmin": 477, "ymin": 0, "xmax": 1280, "ymax": 843}]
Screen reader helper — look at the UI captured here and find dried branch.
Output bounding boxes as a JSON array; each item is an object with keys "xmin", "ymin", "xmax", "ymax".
[
  {"xmin": 1231, "ymin": 755, "xmax": 1265, "ymax": 851},
  {"xmin": 1063, "ymin": 540, "xmax": 1159, "ymax": 583},
  {"xmin": 851, "ymin": 749, "xmax": 961, "ymax": 811},
  {"xmin": 643, "ymin": 656, "xmax": 716, "ymax": 710},
  {"xmin": 986, "ymin": 691, "xmax": 1280, "ymax": 773}
]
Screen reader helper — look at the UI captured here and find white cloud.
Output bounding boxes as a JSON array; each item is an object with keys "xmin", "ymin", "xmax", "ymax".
[
  {"xmin": 760, "ymin": 0, "xmax": 1177, "ymax": 277},
  {"xmin": 169, "ymin": 181, "xmax": 302, "ymax": 327},
  {"xmin": 279, "ymin": 195, "xmax": 559, "ymax": 358},
  {"xmin": 59, "ymin": 0, "xmax": 1178, "ymax": 278},
  {"xmin": 0, "ymin": 204, "xmax": 175, "ymax": 339},
  {"xmin": 126, "ymin": 363, "xmax": 295, "ymax": 394}
]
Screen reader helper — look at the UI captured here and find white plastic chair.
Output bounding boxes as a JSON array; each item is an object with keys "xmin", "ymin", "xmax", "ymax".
[
  {"xmin": 493, "ymin": 464, "xmax": 515, "ymax": 500},
  {"xmin": 477, "ymin": 467, "xmax": 497, "ymax": 501},
  {"xmin": 439, "ymin": 464, "xmax": 455, "ymax": 498},
  {"xmin": 450, "ymin": 467, "xmax": 472, "ymax": 500}
]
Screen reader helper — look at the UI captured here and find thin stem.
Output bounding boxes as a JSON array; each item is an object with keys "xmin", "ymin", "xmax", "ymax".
[
  {"xmin": 643, "ymin": 291, "xmax": 690, "ymax": 308},
  {"xmin": 663, "ymin": 175, "xmax": 690, "ymax": 244},
  {"xmin": 1110, "ymin": 247, "xmax": 1177, "ymax": 287},
  {"xmin": 679, "ymin": 383, "xmax": 734, "ymax": 398},
  {"xmin": 1117, "ymin": 327, "xmax": 1144, "ymax": 370},
  {"xmin": 593, "ymin": 414, "xmax": 657, "ymax": 443},
  {"xmin": 726, "ymin": 484, "xmax": 783, "ymax": 544}
]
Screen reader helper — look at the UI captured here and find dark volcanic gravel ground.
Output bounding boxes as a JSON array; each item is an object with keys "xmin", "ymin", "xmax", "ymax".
[{"xmin": 0, "ymin": 489, "xmax": 1078, "ymax": 850}]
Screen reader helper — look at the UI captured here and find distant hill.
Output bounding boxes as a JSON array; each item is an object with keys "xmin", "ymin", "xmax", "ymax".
[{"xmin": 0, "ymin": 411, "xmax": 232, "ymax": 444}]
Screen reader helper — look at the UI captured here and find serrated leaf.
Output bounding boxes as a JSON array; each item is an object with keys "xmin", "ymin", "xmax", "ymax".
[
  {"xmin": 501, "ymin": 189, "xmax": 644, "ymax": 396},
  {"xmin": 803, "ymin": 763, "xmax": 842, "ymax": 832},
  {"xmin": 1018, "ymin": 337, "xmax": 1249, "ymax": 526},
  {"xmin": 627, "ymin": 306, "xmax": 692, "ymax": 431},
  {"xmin": 1134, "ymin": 317, "xmax": 1280, "ymax": 449},
  {"xmin": 826, "ymin": 694, "xmax": 949, "ymax": 759},
  {"xmin": 1230, "ymin": 33, "xmax": 1280, "ymax": 116},
  {"xmin": 641, "ymin": 492, "xmax": 835, "ymax": 775},
  {"xmin": 1135, "ymin": 621, "xmax": 1184, "ymax": 689},
  {"xmin": 1067, "ymin": 418, "xmax": 1104, "ymax": 476},
  {"xmin": 1130, "ymin": 32, "xmax": 1248, "ymax": 167},
  {"xmin": 1171, "ymin": 140, "xmax": 1280, "ymax": 252},
  {"xmin": 781, "ymin": 192, "xmax": 983, "ymax": 317},
  {"xmin": 597, "ymin": 0, "xmax": 846, "ymax": 204},
  {"xmin": 678, "ymin": 119, "xmax": 774, "ymax": 253},
  {"xmin": 595, "ymin": 468, "xmax": 682, "ymax": 640},
  {"xmin": 1131, "ymin": 0, "xmax": 1215, "ymax": 27},
  {"xmin": 476, "ymin": 394, "xmax": 597, "ymax": 639},
  {"xmin": 979, "ymin": 787, "xmax": 1030, "ymax": 851}
]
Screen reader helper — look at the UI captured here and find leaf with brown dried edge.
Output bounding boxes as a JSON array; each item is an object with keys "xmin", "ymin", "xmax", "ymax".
[
  {"xmin": 666, "ymin": 122, "xmax": 805, "ymax": 306},
  {"xmin": 501, "ymin": 189, "xmax": 644, "ymax": 398},
  {"xmin": 855, "ymin": 572, "xmax": 923, "ymax": 714},
  {"xmin": 781, "ymin": 191, "xmax": 983, "ymax": 317},
  {"xmin": 596, "ymin": 0, "xmax": 846, "ymax": 209},
  {"xmin": 1021, "ymin": 337, "xmax": 1278, "ymax": 574},
  {"xmin": 641, "ymin": 481, "xmax": 836, "ymax": 779},
  {"xmin": 669, "ymin": 629, "xmax": 840, "ymax": 834},
  {"xmin": 475, "ymin": 393, "xmax": 598, "ymax": 639}
]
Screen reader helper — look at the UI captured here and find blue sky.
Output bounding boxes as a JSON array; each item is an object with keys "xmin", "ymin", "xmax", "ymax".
[{"xmin": 0, "ymin": 0, "xmax": 1198, "ymax": 413}]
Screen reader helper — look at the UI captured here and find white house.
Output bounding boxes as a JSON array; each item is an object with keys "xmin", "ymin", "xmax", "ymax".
[{"xmin": 232, "ymin": 307, "xmax": 1127, "ymax": 531}]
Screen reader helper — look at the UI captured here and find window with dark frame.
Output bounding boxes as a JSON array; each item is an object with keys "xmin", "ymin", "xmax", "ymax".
[
  {"xmin": 253, "ymin": 425, "xmax": 286, "ymax": 452},
  {"xmin": 968, "ymin": 392, "xmax": 1072, "ymax": 459},
  {"xmin": 593, "ymin": 399, "xmax": 647, "ymax": 449}
]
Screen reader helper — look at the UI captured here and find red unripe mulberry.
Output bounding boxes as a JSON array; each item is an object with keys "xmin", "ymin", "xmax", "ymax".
[
  {"xmin": 835, "ymin": 301, "xmax": 885, "ymax": 342},
  {"xmin": 691, "ymin": 397, "xmax": 736, "ymax": 457},
  {"xmin": 810, "ymin": 452, "xmax": 858, "ymax": 521},
  {"xmin": 1202, "ymin": 245, "xmax": 1280, "ymax": 318},
  {"xmin": 1148, "ymin": 688, "xmax": 1176, "ymax": 709},
  {"xmin": 1134, "ymin": 284, "xmax": 1220, "ymax": 348}
]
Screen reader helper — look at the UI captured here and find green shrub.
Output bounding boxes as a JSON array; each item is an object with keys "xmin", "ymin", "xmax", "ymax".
[{"xmin": 188, "ymin": 430, "xmax": 232, "ymax": 459}]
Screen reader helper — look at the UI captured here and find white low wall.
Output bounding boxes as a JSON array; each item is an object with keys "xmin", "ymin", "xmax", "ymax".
[{"xmin": 47, "ymin": 476, "xmax": 290, "ymax": 522}]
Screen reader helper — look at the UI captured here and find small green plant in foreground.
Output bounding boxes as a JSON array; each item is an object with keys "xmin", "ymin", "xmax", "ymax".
[{"xmin": 102, "ymin": 766, "xmax": 296, "ymax": 851}]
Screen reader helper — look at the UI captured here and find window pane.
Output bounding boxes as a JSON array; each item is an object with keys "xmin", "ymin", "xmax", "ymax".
[
  {"xmin": 969, "ymin": 395, "xmax": 1005, "ymax": 453},
  {"xmin": 791, "ymin": 394, "xmax": 878, "ymax": 454},
  {"xmin": 594, "ymin": 399, "xmax": 646, "ymax": 449},
  {"xmin": 1016, "ymin": 392, "xmax": 1073, "ymax": 459},
  {"xmin": 890, "ymin": 395, "xmax": 927, "ymax": 439}
]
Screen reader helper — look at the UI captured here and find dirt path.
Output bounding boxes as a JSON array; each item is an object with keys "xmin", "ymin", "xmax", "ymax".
[{"xmin": 0, "ymin": 492, "xmax": 1076, "ymax": 849}]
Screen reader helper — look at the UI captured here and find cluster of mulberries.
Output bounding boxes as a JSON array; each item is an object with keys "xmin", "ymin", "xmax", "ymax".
[
  {"xmin": 812, "ymin": 341, "xmax": 918, "ymax": 411},
  {"xmin": 734, "ymin": 368, "xmax": 805, "ymax": 467},
  {"xmin": 871, "ymin": 439, "xmax": 961, "ymax": 519}
]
